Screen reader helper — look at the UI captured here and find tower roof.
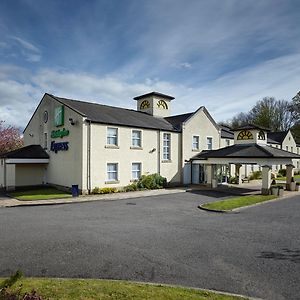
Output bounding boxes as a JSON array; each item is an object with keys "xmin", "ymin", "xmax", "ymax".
[{"xmin": 133, "ymin": 91, "xmax": 175, "ymax": 101}]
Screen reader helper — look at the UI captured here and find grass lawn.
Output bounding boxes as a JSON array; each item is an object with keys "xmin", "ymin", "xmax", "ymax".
[
  {"xmin": 0, "ymin": 277, "xmax": 247, "ymax": 300},
  {"xmin": 275, "ymin": 174, "xmax": 300, "ymax": 181},
  {"xmin": 9, "ymin": 188, "xmax": 72, "ymax": 201},
  {"xmin": 202, "ymin": 195, "xmax": 277, "ymax": 211}
]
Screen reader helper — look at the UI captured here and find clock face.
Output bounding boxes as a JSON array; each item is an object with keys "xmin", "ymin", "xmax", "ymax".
[
  {"xmin": 157, "ymin": 100, "xmax": 168, "ymax": 109},
  {"xmin": 237, "ymin": 130, "xmax": 253, "ymax": 140},
  {"xmin": 140, "ymin": 100, "xmax": 150, "ymax": 109},
  {"xmin": 43, "ymin": 111, "xmax": 48, "ymax": 123}
]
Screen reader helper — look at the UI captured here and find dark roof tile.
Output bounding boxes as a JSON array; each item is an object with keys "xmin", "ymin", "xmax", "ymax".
[{"xmin": 0, "ymin": 145, "xmax": 49, "ymax": 159}]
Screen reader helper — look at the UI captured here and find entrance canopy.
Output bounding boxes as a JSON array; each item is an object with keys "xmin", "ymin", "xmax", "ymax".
[
  {"xmin": 190, "ymin": 143, "xmax": 300, "ymax": 194},
  {"xmin": 191, "ymin": 143, "xmax": 299, "ymax": 165}
]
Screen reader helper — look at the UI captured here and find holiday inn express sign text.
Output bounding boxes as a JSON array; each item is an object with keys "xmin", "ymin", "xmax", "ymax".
[{"xmin": 51, "ymin": 105, "xmax": 70, "ymax": 153}]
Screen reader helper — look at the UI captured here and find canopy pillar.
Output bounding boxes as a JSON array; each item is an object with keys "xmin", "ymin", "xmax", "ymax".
[
  {"xmin": 286, "ymin": 164, "xmax": 294, "ymax": 191},
  {"xmin": 261, "ymin": 165, "xmax": 271, "ymax": 195},
  {"xmin": 235, "ymin": 164, "xmax": 242, "ymax": 185}
]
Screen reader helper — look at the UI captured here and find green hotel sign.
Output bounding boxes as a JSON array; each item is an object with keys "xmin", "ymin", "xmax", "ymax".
[
  {"xmin": 54, "ymin": 105, "xmax": 64, "ymax": 127},
  {"xmin": 51, "ymin": 128, "xmax": 70, "ymax": 139}
]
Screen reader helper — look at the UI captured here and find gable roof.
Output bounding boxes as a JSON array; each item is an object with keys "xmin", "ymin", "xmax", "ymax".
[
  {"xmin": 0, "ymin": 145, "xmax": 49, "ymax": 159},
  {"xmin": 220, "ymin": 126, "xmax": 234, "ymax": 139},
  {"xmin": 267, "ymin": 131, "xmax": 288, "ymax": 144},
  {"xmin": 191, "ymin": 143, "xmax": 300, "ymax": 160},
  {"xmin": 48, "ymin": 94, "xmax": 178, "ymax": 132},
  {"xmin": 165, "ymin": 112, "xmax": 193, "ymax": 131}
]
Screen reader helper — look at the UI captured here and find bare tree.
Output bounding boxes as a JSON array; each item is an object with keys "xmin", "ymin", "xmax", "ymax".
[{"xmin": 228, "ymin": 97, "xmax": 294, "ymax": 131}]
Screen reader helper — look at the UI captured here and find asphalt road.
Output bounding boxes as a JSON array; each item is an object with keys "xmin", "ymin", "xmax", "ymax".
[{"xmin": 0, "ymin": 191, "xmax": 299, "ymax": 300}]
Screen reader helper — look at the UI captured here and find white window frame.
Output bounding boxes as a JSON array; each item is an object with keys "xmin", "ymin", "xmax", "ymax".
[
  {"xmin": 206, "ymin": 137, "xmax": 213, "ymax": 150},
  {"xmin": 44, "ymin": 132, "xmax": 48, "ymax": 149},
  {"xmin": 107, "ymin": 127, "xmax": 118, "ymax": 146},
  {"xmin": 163, "ymin": 133, "xmax": 171, "ymax": 160},
  {"xmin": 192, "ymin": 135, "xmax": 199, "ymax": 150},
  {"xmin": 131, "ymin": 130, "xmax": 142, "ymax": 148},
  {"xmin": 107, "ymin": 163, "xmax": 118, "ymax": 182},
  {"xmin": 132, "ymin": 162, "xmax": 142, "ymax": 180}
]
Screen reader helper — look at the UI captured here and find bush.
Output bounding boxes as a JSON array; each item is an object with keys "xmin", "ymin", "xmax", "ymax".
[
  {"xmin": 249, "ymin": 171, "xmax": 262, "ymax": 180},
  {"xmin": 137, "ymin": 174, "xmax": 167, "ymax": 190},
  {"xmin": 0, "ymin": 271, "xmax": 46, "ymax": 300},
  {"xmin": 123, "ymin": 183, "xmax": 138, "ymax": 192},
  {"xmin": 92, "ymin": 187, "xmax": 118, "ymax": 194},
  {"xmin": 278, "ymin": 169, "xmax": 286, "ymax": 177}
]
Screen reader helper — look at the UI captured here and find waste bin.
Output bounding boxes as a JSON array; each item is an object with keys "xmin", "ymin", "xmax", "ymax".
[{"xmin": 71, "ymin": 184, "xmax": 79, "ymax": 197}]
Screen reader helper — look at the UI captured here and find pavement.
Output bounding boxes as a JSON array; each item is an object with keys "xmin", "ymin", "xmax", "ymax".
[
  {"xmin": 0, "ymin": 180, "xmax": 299, "ymax": 208},
  {"xmin": 0, "ymin": 191, "xmax": 299, "ymax": 300}
]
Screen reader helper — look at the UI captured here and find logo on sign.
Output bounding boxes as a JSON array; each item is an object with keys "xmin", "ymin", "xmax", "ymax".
[{"xmin": 50, "ymin": 141, "xmax": 69, "ymax": 153}]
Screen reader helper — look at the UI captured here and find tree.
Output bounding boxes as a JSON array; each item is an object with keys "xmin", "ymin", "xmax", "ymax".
[
  {"xmin": 290, "ymin": 91, "xmax": 300, "ymax": 143},
  {"xmin": 291, "ymin": 91, "xmax": 300, "ymax": 122},
  {"xmin": 0, "ymin": 121, "xmax": 23, "ymax": 155},
  {"xmin": 228, "ymin": 97, "xmax": 295, "ymax": 131}
]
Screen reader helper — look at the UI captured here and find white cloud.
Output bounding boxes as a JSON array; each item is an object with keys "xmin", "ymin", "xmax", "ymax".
[
  {"xmin": 10, "ymin": 36, "xmax": 41, "ymax": 62},
  {"xmin": 0, "ymin": 51, "xmax": 300, "ymax": 128}
]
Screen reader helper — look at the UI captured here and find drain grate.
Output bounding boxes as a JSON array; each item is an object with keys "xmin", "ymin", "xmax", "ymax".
[{"xmin": 126, "ymin": 202, "xmax": 136, "ymax": 205}]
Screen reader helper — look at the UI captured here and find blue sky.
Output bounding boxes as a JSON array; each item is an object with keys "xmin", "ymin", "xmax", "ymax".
[{"xmin": 1, "ymin": 0, "xmax": 300, "ymax": 128}]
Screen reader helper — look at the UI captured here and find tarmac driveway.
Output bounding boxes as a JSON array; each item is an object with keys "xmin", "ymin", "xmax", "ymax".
[{"xmin": 0, "ymin": 191, "xmax": 299, "ymax": 300}]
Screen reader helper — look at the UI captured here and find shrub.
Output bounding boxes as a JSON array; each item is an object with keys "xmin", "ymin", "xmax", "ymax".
[
  {"xmin": 137, "ymin": 173, "xmax": 167, "ymax": 190},
  {"xmin": 249, "ymin": 171, "xmax": 262, "ymax": 180},
  {"xmin": 123, "ymin": 183, "xmax": 138, "ymax": 192},
  {"xmin": 0, "ymin": 271, "xmax": 46, "ymax": 300},
  {"xmin": 278, "ymin": 169, "xmax": 286, "ymax": 177},
  {"xmin": 92, "ymin": 187, "xmax": 118, "ymax": 194}
]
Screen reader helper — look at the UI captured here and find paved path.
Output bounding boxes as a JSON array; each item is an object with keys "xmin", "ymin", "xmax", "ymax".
[{"xmin": 0, "ymin": 191, "xmax": 299, "ymax": 300}]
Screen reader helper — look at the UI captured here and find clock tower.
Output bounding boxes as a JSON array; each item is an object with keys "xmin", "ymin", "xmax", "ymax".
[{"xmin": 133, "ymin": 91, "xmax": 174, "ymax": 118}]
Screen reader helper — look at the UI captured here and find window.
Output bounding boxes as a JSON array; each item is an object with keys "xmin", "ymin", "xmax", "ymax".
[
  {"xmin": 132, "ymin": 130, "xmax": 142, "ymax": 147},
  {"xmin": 163, "ymin": 133, "xmax": 171, "ymax": 160},
  {"xmin": 297, "ymin": 148, "xmax": 299, "ymax": 155},
  {"xmin": 226, "ymin": 139, "xmax": 230, "ymax": 146},
  {"xmin": 207, "ymin": 137, "xmax": 213, "ymax": 150},
  {"xmin": 291, "ymin": 147, "xmax": 294, "ymax": 153},
  {"xmin": 44, "ymin": 133, "xmax": 48, "ymax": 149},
  {"xmin": 107, "ymin": 127, "xmax": 118, "ymax": 146},
  {"xmin": 132, "ymin": 163, "xmax": 141, "ymax": 180},
  {"xmin": 286, "ymin": 146, "xmax": 289, "ymax": 151},
  {"xmin": 192, "ymin": 136, "xmax": 199, "ymax": 150},
  {"xmin": 107, "ymin": 163, "xmax": 118, "ymax": 181}
]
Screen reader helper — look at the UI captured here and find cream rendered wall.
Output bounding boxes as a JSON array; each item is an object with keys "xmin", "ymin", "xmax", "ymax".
[
  {"xmin": 160, "ymin": 131, "xmax": 181, "ymax": 184},
  {"xmin": 182, "ymin": 109, "xmax": 220, "ymax": 184},
  {"xmin": 15, "ymin": 164, "xmax": 46, "ymax": 186},
  {"xmin": 6, "ymin": 164, "xmax": 15, "ymax": 190},
  {"xmin": 88, "ymin": 124, "xmax": 181, "ymax": 189},
  {"xmin": 282, "ymin": 130, "xmax": 299, "ymax": 171},
  {"xmin": 0, "ymin": 160, "xmax": 4, "ymax": 189},
  {"xmin": 24, "ymin": 95, "xmax": 85, "ymax": 190}
]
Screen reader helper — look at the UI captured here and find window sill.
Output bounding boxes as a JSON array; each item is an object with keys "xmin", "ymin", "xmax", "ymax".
[
  {"xmin": 130, "ymin": 146, "xmax": 143, "ymax": 150},
  {"xmin": 130, "ymin": 179, "xmax": 139, "ymax": 182},
  {"xmin": 105, "ymin": 180, "xmax": 120, "ymax": 184},
  {"xmin": 162, "ymin": 160, "xmax": 172, "ymax": 163},
  {"xmin": 105, "ymin": 145, "xmax": 119, "ymax": 149},
  {"xmin": 192, "ymin": 149, "xmax": 200, "ymax": 152}
]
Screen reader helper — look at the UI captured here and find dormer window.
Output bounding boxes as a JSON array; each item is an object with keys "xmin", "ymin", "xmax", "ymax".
[{"xmin": 140, "ymin": 100, "xmax": 150, "ymax": 109}]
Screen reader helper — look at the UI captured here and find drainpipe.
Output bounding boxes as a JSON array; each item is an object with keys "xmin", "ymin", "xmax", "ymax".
[
  {"xmin": 157, "ymin": 130, "xmax": 161, "ymax": 175},
  {"xmin": 87, "ymin": 120, "xmax": 92, "ymax": 194},
  {"xmin": 4, "ymin": 159, "xmax": 6, "ymax": 190}
]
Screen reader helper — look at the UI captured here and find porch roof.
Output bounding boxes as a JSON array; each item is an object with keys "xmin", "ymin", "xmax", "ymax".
[
  {"xmin": 191, "ymin": 144, "xmax": 300, "ymax": 160},
  {"xmin": 0, "ymin": 145, "xmax": 49, "ymax": 159}
]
